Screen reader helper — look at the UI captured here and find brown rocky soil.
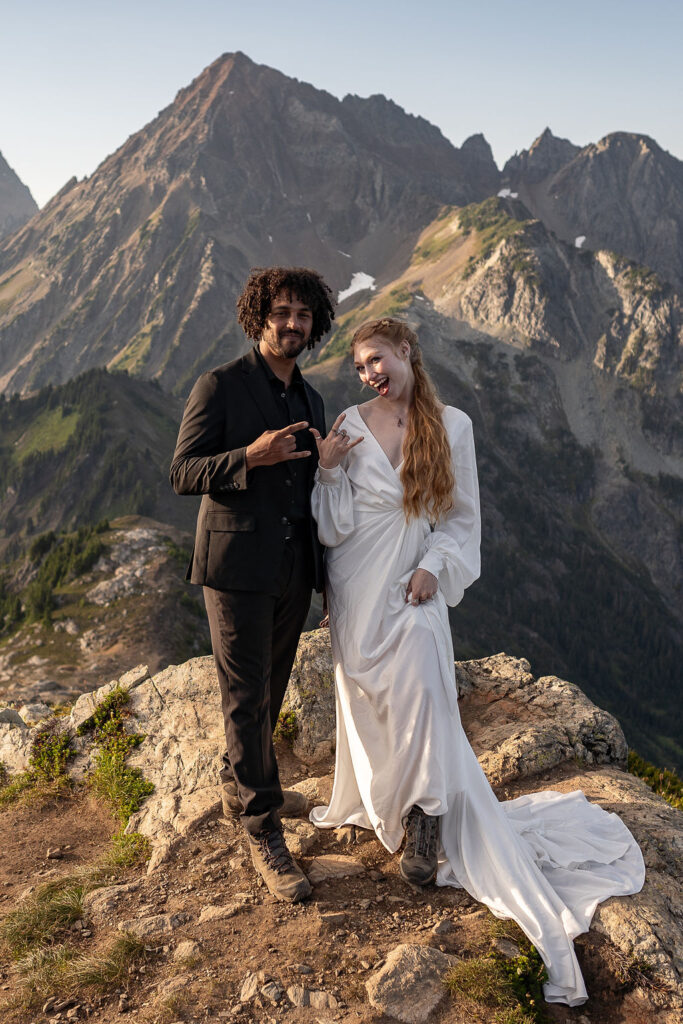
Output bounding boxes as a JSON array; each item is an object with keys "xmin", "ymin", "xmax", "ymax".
[
  {"xmin": 0, "ymin": 749, "xmax": 674, "ymax": 1024},
  {"xmin": 1, "ymin": 645, "xmax": 680, "ymax": 1024}
]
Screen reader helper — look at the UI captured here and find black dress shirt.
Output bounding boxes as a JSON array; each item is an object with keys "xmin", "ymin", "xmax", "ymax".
[{"xmin": 253, "ymin": 347, "xmax": 315, "ymax": 523}]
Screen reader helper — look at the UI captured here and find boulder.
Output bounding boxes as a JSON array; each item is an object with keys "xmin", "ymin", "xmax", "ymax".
[
  {"xmin": 456, "ymin": 653, "xmax": 628, "ymax": 784},
  {"xmin": 365, "ymin": 944, "xmax": 459, "ymax": 1023},
  {"xmin": 278, "ymin": 628, "xmax": 336, "ymax": 763},
  {"xmin": 68, "ymin": 664, "xmax": 150, "ymax": 733},
  {"xmin": 82, "ymin": 881, "xmax": 141, "ymax": 925},
  {"xmin": 122, "ymin": 657, "xmax": 225, "ymax": 848},
  {"xmin": 0, "ymin": 719, "xmax": 31, "ymax": 773},
  {"xmin": 17, "ymin": 702, "xmax": 52, "ymax": 724}
]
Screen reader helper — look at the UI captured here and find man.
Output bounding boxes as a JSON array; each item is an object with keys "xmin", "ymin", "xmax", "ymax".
[{"xmin": 170, "ymin": 266, "xmax": 334, "ymax": 902}]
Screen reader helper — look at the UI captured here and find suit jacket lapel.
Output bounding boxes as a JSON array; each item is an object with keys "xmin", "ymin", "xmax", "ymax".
[{"xmin": 240, "ymin": 347, "xmax": 285, "ymax": 432}]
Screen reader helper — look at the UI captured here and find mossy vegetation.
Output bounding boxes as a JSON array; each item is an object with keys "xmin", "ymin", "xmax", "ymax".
[
  {"xmin": 108, "ymin": 323, "xmax": 157, "ymax": 374},
  {"xmin": 445, "ymin": 951, "xmax": 547, "ymax": 1022},
  {"xmin": 628, "ymin": 750, "xmax": 683, "ymax": 810},
  {"xmin": 78, "ymin": 686, "xmax": 154, "ymax": 826},
  {"xmin": 274, "ymin": 709, "xmax": 299, "ymax": 743},
  {"xmin": 459, "ymin": 197, "xmax": 533, "ymax": 279},
  {"xmin": 414, "ymin": 222, "xmax": 460, "ymax": 263},
  {"xmin": 446, "ymin": 915, "xmax": 549, "ymax": 1022},
  {"xmin": 0, "ymin": 722, "xmax": 74, "ymax": 808},
  {"xmin": 15, "ymin": 406, "xmax": 81, "ymax": 461}
]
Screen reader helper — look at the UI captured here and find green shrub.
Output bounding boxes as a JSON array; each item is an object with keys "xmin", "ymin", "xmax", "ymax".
[
  {"xmin": 0, "ymin": 724, "xmax": 73, "ymax": 808},
  {"xmin": 29, "ymin": 726, "xmax": 74, "ymax": 783},
  {"xmin": 78, "ymin": 687, "xmax": 153, "ymax": 828},
  {"xmin": 274, "ymin": 709, "xmax": 299, "ymax": 743},
  {"xmin": 628, "ymin": 750, "xmax": 683, "ymax": 810}
]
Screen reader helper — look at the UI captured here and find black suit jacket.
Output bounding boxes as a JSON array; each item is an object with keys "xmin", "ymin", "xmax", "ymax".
[{"xmin": 169, "ymin": 347, "xmax": 326, "ymax": 592}]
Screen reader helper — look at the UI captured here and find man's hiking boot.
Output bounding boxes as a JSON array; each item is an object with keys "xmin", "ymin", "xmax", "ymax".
[
  {"xmin": 247, "ymin": 827, "xmax": 312, "ymax": 903},
  {"xmin": 221, "ymin": 781, "xmax": 309, "ymax": 819},
  {"xmin": 399, "ymin": 804, "xmax": 439, "ymax": 886}
]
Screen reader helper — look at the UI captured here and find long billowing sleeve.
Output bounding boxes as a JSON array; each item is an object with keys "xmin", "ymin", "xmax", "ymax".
[
  {"xmin": 311, "ymin": 464, "xmax": 355, "ymax": 547},
  {"xmin": 417, "ymin": 409, "xmax": 481, "ymax": 607}
]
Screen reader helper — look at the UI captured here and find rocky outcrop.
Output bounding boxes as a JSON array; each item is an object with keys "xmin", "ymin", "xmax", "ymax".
[
  {"xmin": 278, "ymin": 630, "xmax": 336, "ymax": 763},
  {"xmin": 456, "ymin": 653, "xmax": 628, "ymax": 783},
  {"xmin": 2, "ymin": 632, "xmax": 681, "ymax": 1019}
]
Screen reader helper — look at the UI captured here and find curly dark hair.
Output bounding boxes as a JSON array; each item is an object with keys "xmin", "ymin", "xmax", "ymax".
[{"xmin": 236, "ymin": 266, "xmax": 335, "ymax": 349}]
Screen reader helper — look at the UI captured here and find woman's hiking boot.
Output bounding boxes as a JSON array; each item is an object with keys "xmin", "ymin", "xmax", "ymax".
[{"xmin": 400, "ymin": 804, "xmax": 439, "ymax": 885}]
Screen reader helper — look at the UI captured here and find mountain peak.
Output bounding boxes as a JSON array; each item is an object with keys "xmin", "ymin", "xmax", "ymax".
[
  {"xmin": 503, "ymin": 129, "xmax": 580, "ymax": 184},
  {"xmin": 0, "ymin": 150, "xmax": 38, "ymax": 240}
]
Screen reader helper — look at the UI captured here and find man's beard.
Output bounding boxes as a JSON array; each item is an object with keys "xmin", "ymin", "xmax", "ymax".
[{"xmin": 274, "ymin": 330, "xmax": 308, "ymax": 358}]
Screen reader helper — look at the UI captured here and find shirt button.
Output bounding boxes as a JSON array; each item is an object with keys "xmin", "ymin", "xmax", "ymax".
[
  {"xmin": 285, "ymin": 479, "xmax": 292, "ymax": 487},
  {"xmin": 281, "ymin": 516, "xmax": 288, "ymax": 525},
  {"xmin": 281, "ymin": 392, "xmax": 286, "ymax": 399}
]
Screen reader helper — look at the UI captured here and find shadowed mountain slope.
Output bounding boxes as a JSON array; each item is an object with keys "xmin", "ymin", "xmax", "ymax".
[
  {"xmin": 0, "ymin": 368, "xmax": 196, "ymax": 555},
  {"xmin": 305, "ymin": 197, "xmax": 683, "ymax": 771}
]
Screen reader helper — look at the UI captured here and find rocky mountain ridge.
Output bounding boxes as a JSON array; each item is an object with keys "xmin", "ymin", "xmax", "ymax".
[
  {"xmin": 0, "ymin": 518, "xmax": 210, "ymax": 708},
  {"xmin": 503, "ymin": 129, "xmax": 683, "ymax": 290},
  {"xmin": 0, "ymin": 52, "xmax": 498, "ymax": 396},
  {"xmin": 0, "ymin": 151, "xmax": 37, "ymax": 241},
  {"xmin": 0, "ymin": 368, "xmax": 195, "ymax": 556}
]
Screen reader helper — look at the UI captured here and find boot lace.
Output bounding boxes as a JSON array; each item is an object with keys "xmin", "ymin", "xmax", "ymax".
[
  {"xmin": 255, "ymin": 829, "xmax": 295, "ymax": 874},
  {"xmin": 404, "ymin": 805, "xmax": 439, "ymax": 861}
]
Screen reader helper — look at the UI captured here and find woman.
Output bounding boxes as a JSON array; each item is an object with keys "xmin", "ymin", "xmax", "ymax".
[{"xmin": 308, "ymin": 317, "xmax": 644, "ymax": 1007}]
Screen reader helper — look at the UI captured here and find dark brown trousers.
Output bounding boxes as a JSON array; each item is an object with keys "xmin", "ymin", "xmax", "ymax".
[{"xmin": 203, "ymin": 535, "xmax": 313, "ymax": 834}]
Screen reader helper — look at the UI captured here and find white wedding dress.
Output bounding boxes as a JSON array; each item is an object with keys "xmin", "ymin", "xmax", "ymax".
[{"xmin": 309, "ymin": 404, "xmax": 645, "ymax": 1006}]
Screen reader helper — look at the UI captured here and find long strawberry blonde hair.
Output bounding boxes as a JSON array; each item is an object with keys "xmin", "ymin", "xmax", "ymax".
[{"xmin": 351, "ymin": 317, "xmax": 454, "ymax": 521}]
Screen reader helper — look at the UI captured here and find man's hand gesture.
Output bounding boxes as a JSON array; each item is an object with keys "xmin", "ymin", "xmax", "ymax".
[{"xmin": 246, "ymin": 421, "xmax": 312, "ymax": 469}]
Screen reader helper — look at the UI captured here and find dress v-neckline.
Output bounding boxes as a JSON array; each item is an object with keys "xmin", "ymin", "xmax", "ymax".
[{"xmin": 353, "ymin": 405, "xmax": 404, "ymax": 473}]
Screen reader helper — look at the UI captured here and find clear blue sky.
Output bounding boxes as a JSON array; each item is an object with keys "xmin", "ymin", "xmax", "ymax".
[{"xmin": 3, "ymin": 0, "xmax": 682, "ymax": 207}]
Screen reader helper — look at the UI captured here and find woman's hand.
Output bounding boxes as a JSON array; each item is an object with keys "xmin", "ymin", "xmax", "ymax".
[
  {"xmin": 310, "ymin": 413, "xmax": 363, "ymax": 469},
  {"xmin": 406, "ymin": 568, "xmax": 438, "ymax": 606}
]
